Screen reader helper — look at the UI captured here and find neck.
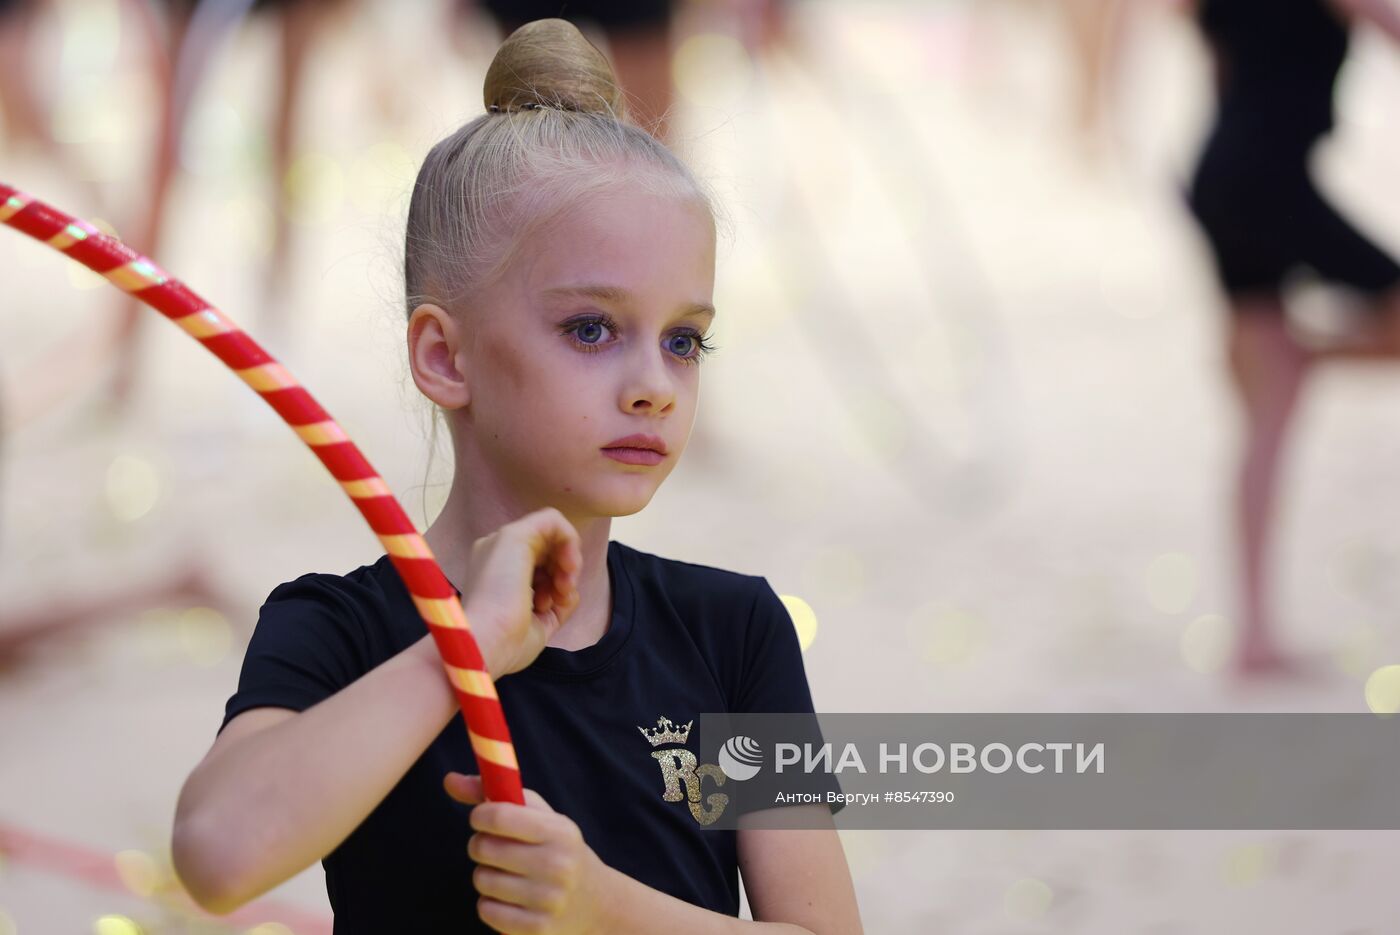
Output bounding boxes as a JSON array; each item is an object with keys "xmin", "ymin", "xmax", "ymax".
[{"xmin": 420, "ymin": 464, "xmax": 614, "ymax": 649}]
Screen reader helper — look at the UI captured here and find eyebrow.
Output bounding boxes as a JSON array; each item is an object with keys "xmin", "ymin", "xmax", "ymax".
[{"xmin": 541, "ymin": 284, "xmax": 716, "ymax": 321}]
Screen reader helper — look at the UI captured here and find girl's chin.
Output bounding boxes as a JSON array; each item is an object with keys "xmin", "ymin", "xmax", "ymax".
[{"xmin": 568, "ymin": 480, "xmax": 661, "ymax": 518}]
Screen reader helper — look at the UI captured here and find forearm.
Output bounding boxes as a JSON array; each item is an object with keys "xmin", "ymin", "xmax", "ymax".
[
  {"xmin": 593, "ymin": 862, "xmax": 814, "ymax": 935},
  {"xmin": 175, "ymin": 633, "xmax": 460, "ymax": 911}
]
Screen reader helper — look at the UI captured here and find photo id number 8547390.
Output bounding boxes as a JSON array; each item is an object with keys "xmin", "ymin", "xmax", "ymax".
[{"xmin": 885, "ymin": 791, "xmax": 955, "ymax": 804}]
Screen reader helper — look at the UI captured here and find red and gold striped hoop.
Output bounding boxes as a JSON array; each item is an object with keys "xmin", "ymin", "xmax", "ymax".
[{"xmin": 0, "ymin": 183, "xmax": 525, "ymax": 805}]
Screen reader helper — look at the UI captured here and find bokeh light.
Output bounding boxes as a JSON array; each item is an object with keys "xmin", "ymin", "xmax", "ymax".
[
  {"xmin": 779, "ymin": 594, "xmax": 818, "ymax": 651},
  {"xmin": 1363, "ymin": 665, "xmax": 1400, "ymax": 716},
  {"xmin": 348, "ymin": 141, "xmax": 416, "ymax": 218},
  {"xmin": 283, "ymin": 152, "xmax": 346, "ymax": 226},
  {"xmin": 178, "ymin": 607, "xmax": 233, "ymax": 667},
  {"xmin": 243, "ymin": 924, "xmax": 295, "ymax": 935},
  {"xmin": 104, "ymin": 454, "xmax": 161, "ymax": 523},
  {"xmin": 92, "ymin": 916, "xmax": 144, "ymax": 935},
  {"xmin": 1221, "ymin": 842, "xmax": 1275, "ymax": 886},
  {"xmin": 905, "ymin": 602, "xmax": 982, "ymax": 666},
  {"xmin": 113, "ymin": 850, "xmax": 162, "ymax": 900},
  {"xmin": 1145, "ymin": 551, "xmax": 1197, "ymax": 614},
  {"xmin": 1002, "ymin": 876, "xmax": 1053, "ymax": 919},
  {"xmin": 181, "ymin": 101, "xmax": 253, "ymax": 178},
  {"xmin": 1179, "ymin": 613, "xmax": 1230, "ymax": 674}
]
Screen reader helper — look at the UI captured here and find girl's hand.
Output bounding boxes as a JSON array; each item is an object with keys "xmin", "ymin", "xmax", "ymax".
[
  {"xmin": 459, "ymin": 508, "xmax": 582, "ymax": 679},
  {"xmin": 444, "ymin": 771, "xmax": 609, "ymax": 934}
]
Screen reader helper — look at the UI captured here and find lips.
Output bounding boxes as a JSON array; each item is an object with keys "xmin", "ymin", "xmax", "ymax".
[{"xmin": 601, "ymin": 433, "xmax": 668, "ymax": 455}]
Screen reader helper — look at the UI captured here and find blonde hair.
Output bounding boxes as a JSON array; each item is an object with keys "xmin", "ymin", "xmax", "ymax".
[{"xmin": 404, "ymin": 18, "xmax": 719, "ymax": 319}]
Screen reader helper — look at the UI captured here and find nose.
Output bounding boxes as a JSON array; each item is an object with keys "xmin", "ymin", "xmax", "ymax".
[{"xmin": 619, "ymin": 344, "xmax": 678, "ymax": 415}]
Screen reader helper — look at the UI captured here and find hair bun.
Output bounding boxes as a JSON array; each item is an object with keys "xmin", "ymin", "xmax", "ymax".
[{"xmin": 483, "ymin": 19, "xmax": 626, "ymax": 118}]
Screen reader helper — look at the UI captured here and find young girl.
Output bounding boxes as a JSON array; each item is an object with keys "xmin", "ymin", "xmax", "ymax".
[{"xmin": 170, "ymin": 18, "xmax": 862, "ymax": 933}]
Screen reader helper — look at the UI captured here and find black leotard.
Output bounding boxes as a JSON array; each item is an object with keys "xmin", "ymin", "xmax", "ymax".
[{"xmin": 1187, "ymin": 0, "xmax": 1400, "ymax": 300}]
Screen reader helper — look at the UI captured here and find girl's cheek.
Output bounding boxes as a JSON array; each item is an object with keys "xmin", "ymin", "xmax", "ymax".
[{"xmin": 481, "ymin": 335, "xmax": 533, "ymax": 394}]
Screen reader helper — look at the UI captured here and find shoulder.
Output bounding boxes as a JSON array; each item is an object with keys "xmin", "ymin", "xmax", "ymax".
[
  {"xmin": 252, "ymin": 554, "xmax": 408, "ymax": 668},
  {"xmin": 262, "ymin": 554, "xmax": 402, "ymax": 619},
  {"xmin": 616, "ymin": 542, "xmax": 815, "ymax": 714},
  {"xmin": 613, "ymin": 541, "xmax": 789, "ymax": 708},
  {"xmin": 221, "ymin": 555, "xmax": 405, "ymax": 733},
  {"xmin": 612, "ymin": 540, "xmax": 771, "ymax": 619},
  {"xmin": 612, "ymin": 540, "xmax": 791, "ymax": 669}
]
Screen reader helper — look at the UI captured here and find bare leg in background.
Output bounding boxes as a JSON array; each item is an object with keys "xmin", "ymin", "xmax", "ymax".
[
  {"xmin": 1226, "ymin": 300, "xmax": 1310, "ymax": 676},
  {"xmin": 1226, "ymin": 287, "xmax": 1400, "ymax": 676}
]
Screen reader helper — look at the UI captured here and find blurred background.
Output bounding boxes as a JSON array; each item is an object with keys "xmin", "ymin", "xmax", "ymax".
[{"xmin": 3, "ymin": 0, "xmax": 1400, "ymax": 931}]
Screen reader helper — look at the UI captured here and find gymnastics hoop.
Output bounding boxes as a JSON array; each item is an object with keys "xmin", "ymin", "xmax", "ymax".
[{"xmin": 0, "ymin": 182, "xmax": 526, "ymax": 806}]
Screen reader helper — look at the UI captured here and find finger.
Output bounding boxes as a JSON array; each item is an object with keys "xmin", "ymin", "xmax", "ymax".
[
  {"xmin": 552, "ymin": 585, "xmax": 579, "ymax": 624},
  {"xmin": 478, "ymin": 895, "xmax": 542, "ymax": 935},
  {"xmin": 550, "ymin": 562, "xmax": 576, "ymax": 608},
  {"xmin": 546, "ymin": 542, "xmax": 579, "ymax": 610},
  {"xmin": 469, "ymin": 801, "xmax": 558, "ymax": 843},
  {"xmin": 444, "ymin": 771, "xmax": 484, "ymax": 804},
  {"xmin": 444, "ymin": 772, "xmax": 482, "ymax": 804},
  {"xmin": 529, "ymin": 509, "xmax": 581, "ymax": 568},
  {"xmin": 473, "ymin": 865, "xmax": 557, "ymax": 912},
  {"xmin": 527, "ymin": 513, "xmax": 577, "ymax": 573},
  {"xmin": 532, "ymin": 565, "xmax": 554, "ymax": 610},
  {"xmin": 522, "ymin": 787, "xmax": 556, "ymax": 813},
  {"xmin": 468, "ymin": 832, "xmax": 544, "ymax": 875},
  {"xmin": 558, "ymin": 536, "xmax": 581, "ymax": 574}
]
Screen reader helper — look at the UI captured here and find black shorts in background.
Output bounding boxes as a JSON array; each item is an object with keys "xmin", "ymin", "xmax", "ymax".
[
  {"xmin": 477, "ymin": 0, "xmax": 676, "ymax": 35},
  {"xmin": 1187, "ymin": 129, "xmax": 1400, "ymax": 302}
]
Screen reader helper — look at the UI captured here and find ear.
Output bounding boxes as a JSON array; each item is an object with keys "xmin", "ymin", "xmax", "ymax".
[{"xmin": 407, "ymin": 303, "xmax": 471, "ymax": 410}]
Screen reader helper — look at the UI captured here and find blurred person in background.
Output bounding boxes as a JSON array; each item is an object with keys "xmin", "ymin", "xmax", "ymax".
[
  {"xmin": 2, "ymin": 0, "xmax": 115, "ymax": 426},
  {"xmin": 1184, "ymin": 0, "xmax": 1400, "ymax": 677},
  {"xmin": 1057, "ymin": 0, "xmax": 1199, "ymax": 159},
  {"xmin": 0, "ymin": 0, "xmax": 235, "ymax": 662},
  {"xmin": 1058, "ymin": 0, "xmax": 1129, "ymax": 155},
  {"xmin": 0, "ymin": 0, "xmax": 106, "ymax": 207},
  {"xmin": 0, "ymin": 0, "xmax": 49, "ymax": 155},
  {"xmin": 108, "ymin": 0, "xmax": 352, "ymax": 414},
  {"xmin": 0, "ymin": 558, "xmax": 227, "ymax": 666}
]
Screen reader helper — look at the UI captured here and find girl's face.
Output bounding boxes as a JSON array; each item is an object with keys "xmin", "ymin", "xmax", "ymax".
[{"xmin": 461, "ymin": 182, "xmax": 717, "ymax": 518}]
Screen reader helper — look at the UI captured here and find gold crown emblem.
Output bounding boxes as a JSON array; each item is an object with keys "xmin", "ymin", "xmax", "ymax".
[{"xmin": 637, "ymin": 715, "xmax": 693, "ymax": 747}]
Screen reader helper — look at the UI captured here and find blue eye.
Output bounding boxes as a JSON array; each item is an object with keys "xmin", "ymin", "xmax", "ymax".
[
  {"xmin": 670, "ymin": 329, "xmax": 717, "ymax": 365},
  {"xmin": 576, "ymin": 320, "xmax": 609, "ymax": 345},
  {"xmin": 559, "ymin": 313, "xmax": 717, "ymax": 365},
  {"xmin": 560, "ymin": 314, "xmax": 617, "ymax": 351}
]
